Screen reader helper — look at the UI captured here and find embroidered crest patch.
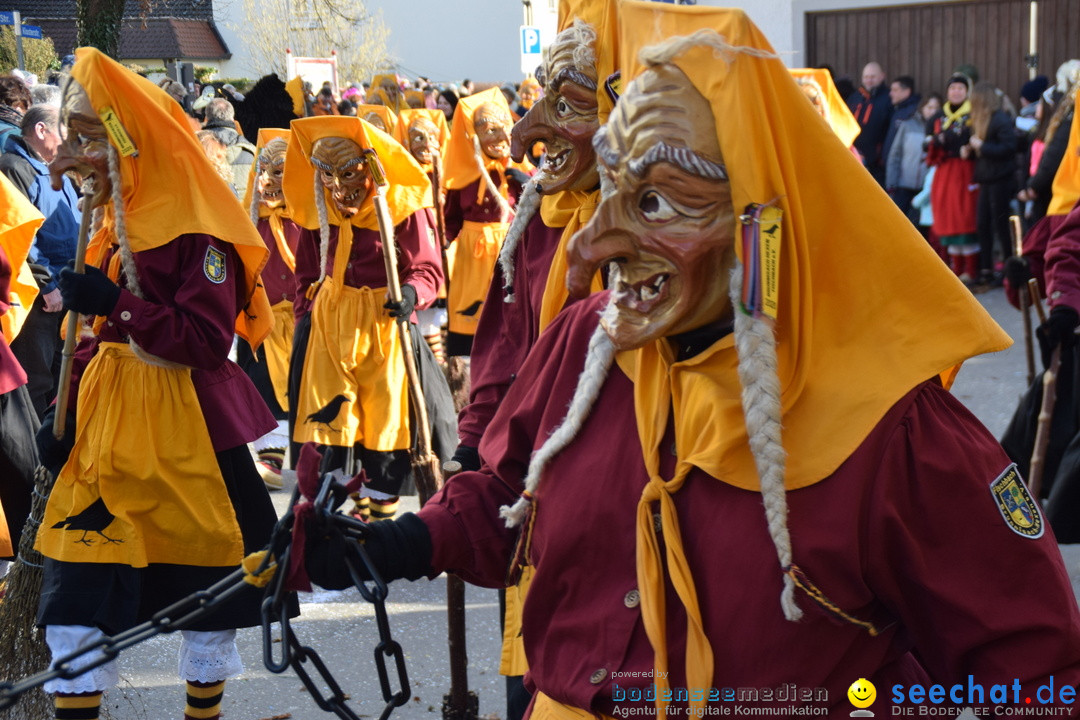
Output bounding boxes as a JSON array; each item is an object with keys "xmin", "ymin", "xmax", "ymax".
[
  {"xmin": 990, "ymin": 464, "xmax": 1043, "ymax": 539},
  {"xmin": 204, "ymin": 246, "xmax": 226, "ymax": 284}
]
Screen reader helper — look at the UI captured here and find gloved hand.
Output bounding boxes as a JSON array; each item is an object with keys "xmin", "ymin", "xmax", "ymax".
[
  {"xmin": 59, "ymin": 262, "xmax": 121, "ymax": 317},
  {"xmin": 305, "ymin": 512, "xmax": 433, "ymax": 591},
  {"xmin": 1004, "ymin": 255, "xmax": 1031, "ymax": 288},
  {"xmin": 383, "ymin": 284, "xmax": 417, "ymax": 319},
  {"xmin": 37, "ymin": 407, "xmax": 76, "ymax": 476},
  {"xmin": 1037, "ymin": 305, "xmax": 1080, "ymax": 367},
  {"xmin": 449, "ymin": 444, "xmax": 480, "ymax": 473},
  {"xmin": 506, "ymin": 168, "xmax": 531, "ymax": 187}
]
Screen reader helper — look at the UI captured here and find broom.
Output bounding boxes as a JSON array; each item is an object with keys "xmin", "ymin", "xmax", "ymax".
[{"xmin": 0, "ymin": 465, "xmax": 57, "ymax": 719}]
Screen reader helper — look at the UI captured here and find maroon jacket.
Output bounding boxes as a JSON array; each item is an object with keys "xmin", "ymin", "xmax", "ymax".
[
  {"xmin": 67, "ymin": 234, "xmax": 275, "ymax": 451},
  {"xmin": 258, "ymin": 215, "xmax": 303, "ymax": 306},
  {"xmin": 421, "ymin": 292, "xmax": 1080, "ymax": 715}
]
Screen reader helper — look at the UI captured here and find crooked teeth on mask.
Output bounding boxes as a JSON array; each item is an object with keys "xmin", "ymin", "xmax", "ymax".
[
  {"xmin": 638, "ymin": 274, "xmax": 668, "ymax": 301},
  {"xmin": 545, "ymin": 150, "xmax": 568, "ymax": 171}
]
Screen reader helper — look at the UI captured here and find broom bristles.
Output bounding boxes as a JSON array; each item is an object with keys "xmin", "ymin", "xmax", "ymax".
[{"xmin": 0, "ymin": 465, "xmax": 57, "ymax": 719}]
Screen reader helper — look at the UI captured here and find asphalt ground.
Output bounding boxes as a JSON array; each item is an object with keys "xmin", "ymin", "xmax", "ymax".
[{"xmin": 34, "ymin": 286, "xmax": 1080, "ymax": 720}]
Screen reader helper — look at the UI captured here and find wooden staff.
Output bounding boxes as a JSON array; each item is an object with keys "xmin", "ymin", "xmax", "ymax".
[
  {"xmin": 53, "ymin": 207, "xmax": 93, "ymax": 439},
  {"xmin": 1030, "ymin": 345, "xmax": 1060, "ymax": 500},
  {"xmin": 429, "ymin": 150, "xmax": 453, "ymax": 307},
  {"xmin": 1011, "ymin": 215, "xmax": 1035, "ymax": 386},
  {"xmin": 367, "ymin": 152, "xmax": 441, "ymax": 502}
]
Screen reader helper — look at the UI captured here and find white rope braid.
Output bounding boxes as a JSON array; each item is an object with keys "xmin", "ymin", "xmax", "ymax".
[
  {"xmin": 496, "ymin": 175, "xmax": 544, "ymax": 302},
  {"xmin": 638, "ymin": 28, "xmax": 778, "ymax": 68},
  {"xmin": 249, "ymin": 156, "xmax": 262, "ymax": 225},
  {"xmin": 728, "ymin": 260, "xmax": 800, "ymax": 622},
  {"xmin": 471, "ymin": 135, "xmax": 515, "ymax": 224},
  {"xmin": 499, "ymin": 297, "xmax": 618, "ymax": 527},
  {"xmin": 107, "ymin": 144, "xmax": 142, "ymax": 300},
  {"xmin": 569, "ymin": 19, "xmax": 597, "ymax": 77},
  {"xmin": 314, "ymin": 172, "xmax": 331, "ymax": 284}
]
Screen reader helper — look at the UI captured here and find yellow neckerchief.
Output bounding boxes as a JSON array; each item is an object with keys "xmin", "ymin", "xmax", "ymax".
[
  {"xmin": 941, "ymin": 99, "xmax": 972, "ymax": 130},
  {"xmin": 0, "ymin": 172, "xmax": 43, "ymax": 343},
  {"xmin": 72, "ymin": 47, "xmax": 272, "ymax": 349},
  {"xmin": 1049, "ymin": 92, "xmax": 1080, "ymax": 217},
  {"xmin": 283, "ymin": 116, "xmax": 432, "ymax": 234},
  {"xmin": 537, "ymin": 190, "xmax": 601, "ymax": 331},
  {"xmin": 476, "ymin": 156, "xmax": 510, "ymax": 205},
  {"xmin": 261, "ymin": 206, "xmax": 297, "ymax": 272},
  {"xmin": 611, "ymin": 3, "xmax": 1012, "ymax": 714}
]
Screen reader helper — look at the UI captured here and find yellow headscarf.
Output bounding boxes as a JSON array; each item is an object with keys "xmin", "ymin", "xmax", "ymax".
[
  {"xmin": 609, "ymin": 1, "xmax": 1011, "ymax": 712},
  {"xmin": 0, "ymin": 172, "xmax": 44, "ymax": 344},
  {"xmin": 242, "ymin": 127, "xmax": 291, "ymax": 216},
  {"xmin": 72, "ymin": 47, "xmax": 272, "ymax": 348},
  {"xmin": 788, "ymin": 67, "xmax": 861, "ymax": 148},
  {"xmin": 442, "ymin": 87, "xmax": 530, "ymax": 191},
  {"xmin": 370, "ymin": 74, "xmax": 407, "ymax": 114},
  {"xmin": 1048, "ymin": 88, "xmax": 1080, "ymax": 217},
  {"xmin": 243, "ymin": 128, "xmax": 296, "ymax": 273},
  {"xmin": 282, "ymin": 116, "xmax": 432, "ymax": 233},
  {"xmin": 395, "ymin": 108, "xmax": 450, "ymax": 163},
  {"xmin": 355, "ymin": 104, "xmax": 402, "ymax": 143},
  {"xmin": 557, "ymin": 0, "xmax": 620, "ymax": 124},
  {"xmin": 285, "ymin": 76, "xmax": 306, "ymax": 117}
]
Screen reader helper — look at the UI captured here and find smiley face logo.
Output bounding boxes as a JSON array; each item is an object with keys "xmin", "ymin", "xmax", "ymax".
[{"xmin": 847, "ymin": 678, "xmax": 876, "ymax": 715}]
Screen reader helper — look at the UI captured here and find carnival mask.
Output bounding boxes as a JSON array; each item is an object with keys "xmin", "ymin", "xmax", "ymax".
[
  {"xmin": 363, "ymin": 111, "xmax": 389, "ymax": 134},
  {"xmin": 52, "ymin": 75, "xmax": 112, "ymax": 208},
  {"xmin": 311, "ymin": 136, "xmax": 370, "ymax": 219},
  {"xmin": 567, "ymin": 64, "xmax": 735, "ymax": 351},
  {"xmin": 257, "ymin": 138, "xmax": 288, "ymax": 209},
  {"xmin": 511, "ymin": 27, "xmax": 600, "ymax": 194},
  {"xmin": 473, "ymin": 102, "xmax": 512, "ymax": 160},
  {"xmin": 796, "ymin": 77, "xmax": 828, "ymax": 120},
  {"xmin": 407, "ymin": 116, "xmax": 441, "ymax": 166}
]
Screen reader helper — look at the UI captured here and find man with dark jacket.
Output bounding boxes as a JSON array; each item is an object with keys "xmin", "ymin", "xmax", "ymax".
[
  {"xmin": 0, "ymin": 104, "xmax": 80, "ymax": 418},
  {"xmin": 883, "ymin": 76, "xmax": 922, "ymax": 216},
  {"xmin": 847, "ymin": 61, "xmax": 893, "ymax": 185}
]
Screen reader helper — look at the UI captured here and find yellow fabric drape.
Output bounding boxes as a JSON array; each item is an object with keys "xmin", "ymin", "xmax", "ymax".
[
  {"xmin": 370, "ymin": 74, "xmax": 408, "ymax": 115},
  {"xmin": 396, "ymin": 108, "xmax": 450, "ymax": 160},
  {"xmin": 356, "ymin": 104, "xmax": 402, "ymax": 142},
  {"xmin": 442, "ymin": 88, "xmax": 523, "ymax": 191},
  {"xmin": 36, "ymin": 343, "xmax": 244, "ymax": 567},
  {"xmin": 557, "ymin": 0, "xmax": 621, "ymax": 123},
  {"xmin": 499, "ymin": 563, "xmax": 533, "ymax": 675},
  {"xmin": 537, "ymin": 190, "xmax": 602, "ymax": 331},
  {"xmin": 72, "ymin": 47, "xmax": 273, "ymax": 349},
  {"xmin": 447, "ymin": 220, "xmax": 507, "ymax": 336},
  {"xmin": 610, "ymin": 1, "xmax": 1012, "ymax": 714},
  {"xmin": 283, "ymin": 116, "xmax": 432, "ymax": 234},
  {"xmin": 285, "ymin": 77, "xmax": 306, "ymax": 117},
  {"xmin": 242, "ymin": 127, "xmax": 291, "ymax": 214},
  {"xmin": 1049, "ymin": 94, "xmax": 1080, "ymax": 217},
  {"xmin": 265, "ymin": 299, "xmax": 294, "ymax": 411},
  {"xmin": 0, "ymin": 172, "xmax": 43, "ymax": 343},
  {"xmin": 788, "ymin": 68, "xmax": 861, "ymax": 148},
  {"xmin": 529, "ymin": 692, "xmax": 617, "ymax": 720}
]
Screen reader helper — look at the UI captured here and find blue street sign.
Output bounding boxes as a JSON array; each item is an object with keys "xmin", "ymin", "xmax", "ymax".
[
  {"xmin": 19, "ymin": 25, "xmax": 41, "ymax": 39},
  {"xmin": 0, "ymin": 12, "xmax": 12, "ymax": 25},
  {"xmin": 521, "ymin": 26, "xmax": 541, "ymax": 55}
]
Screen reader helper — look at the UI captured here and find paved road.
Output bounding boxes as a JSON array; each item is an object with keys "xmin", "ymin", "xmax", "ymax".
[{"xmin": 65, "ymin": 287, "xmax": 1080, "ymax": 719}]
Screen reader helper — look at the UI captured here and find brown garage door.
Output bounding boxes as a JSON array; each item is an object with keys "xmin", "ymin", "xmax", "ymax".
[{"xmin": 806, "ymin": 0, "xmax": 1080, "ymax": 106}]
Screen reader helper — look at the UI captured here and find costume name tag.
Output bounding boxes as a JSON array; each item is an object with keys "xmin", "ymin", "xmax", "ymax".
[
  {"xmin": 99, "ymin": 106, "xmax": 138, "ymax": 157},
  {"xmin": 990, "ymin": 464, "xmax": 1043, "ymax": 539},
  {"xmin": 204, "ymin": 246, "xmax": 227, "ymax": 284}
]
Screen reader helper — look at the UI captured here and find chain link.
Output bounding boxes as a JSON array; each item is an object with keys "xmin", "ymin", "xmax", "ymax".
[{"xmin": 0, "ymin": 473, "xmax": 412, "ymax": 720}]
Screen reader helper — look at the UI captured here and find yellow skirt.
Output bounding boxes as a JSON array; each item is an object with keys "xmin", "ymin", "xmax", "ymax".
[
  {"xmin": 530, "ymin": 693, "xmax": 617, "ymax": 720},
  {"xmin": 293, "ymin": 279, "xmax": 410, "ymax": 451},
  {"xmin": 264, "ymin": 299, "xmax": 295, "ymax": 412},
  {"xmin": 500, "ymin": 564, "xmax": 533, "ymax": 676},
  {"xmin": 447, "ymin": 220, "xmax": 507, "ymax": 336},
  {"xmin": 36, "ymin": 343, "xmax": 244, "ymax": 568}
]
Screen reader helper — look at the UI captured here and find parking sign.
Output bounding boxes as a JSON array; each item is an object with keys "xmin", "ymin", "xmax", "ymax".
[{"xmin": 520, "ymin": 26, "xmax": 541, "ymax": 75}]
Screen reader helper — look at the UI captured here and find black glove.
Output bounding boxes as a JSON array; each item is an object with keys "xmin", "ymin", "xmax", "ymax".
[
  {"xmin": 450, "ymin": 444, "xmax": 480, "ymax": 473},
  {"xmin": 59, "ymin": 262, "xmax": 121, "ymax": 317},
  {"xmin": 1004, "ymin": 256, "xmax": 1031, "ymax": 288},
  {"xmin": 305, "ymin": 512, "xmax": 433, "ymax": 591},
  {"xmin": 37, "ymin": 407, "xmax": 77, "ymax": 476},
  {"xmin": 1037, "ymin": 305, "xmax": 1080, "ymax": 367},
  {"xmin": 383, "ymin": 284, "xmax": 417, "ymax": 319},
  {"xmin": 506, "ymin": 168, "xmax": 530, "ymax": 187}
]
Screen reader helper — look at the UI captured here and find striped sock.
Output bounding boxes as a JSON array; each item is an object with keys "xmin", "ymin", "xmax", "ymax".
[
  {"xmin": 184, "ymin": 680, "xmax": 224, "ymax": 720},
  {"xmin": 348, "ymin": 492, "xmax": 371, "ymax": 521},
  {"xmin": 369, "ymin": 496, "xmax": 400, "ymax": 521},
  {"xmin": 55, "ymin": 692, "xmax": 101, "ymax": 720}
]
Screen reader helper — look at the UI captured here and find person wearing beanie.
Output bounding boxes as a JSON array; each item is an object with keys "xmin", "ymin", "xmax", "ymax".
[{"xmin": 304, "ymin": 3, "xmax": 1080, "ymax": 717}]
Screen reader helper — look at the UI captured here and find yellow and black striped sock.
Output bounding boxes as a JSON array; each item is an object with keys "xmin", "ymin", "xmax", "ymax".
[
  {"xmin": 55, "ymin": 692, "xmax": 101, "ymax": 719},
  {"xmin": 348, "ymin": 492, "xmax": 371, "ymax": 521},
  {"xmin": 184, "ymin": 680, "xmax": 224, "ymax": 720},
  {"xmin": 369, "ymin": 496, "xmax": 400, "ymax": 521}
]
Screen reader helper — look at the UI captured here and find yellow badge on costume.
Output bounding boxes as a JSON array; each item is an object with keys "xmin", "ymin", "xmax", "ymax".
[
  {"xmin": 990, "ymin": 464, "xmax": 1043, "ymax": 539},
  {"xmin": 204, "ymin": 246, "xmax": 227, "ymax": 284}
]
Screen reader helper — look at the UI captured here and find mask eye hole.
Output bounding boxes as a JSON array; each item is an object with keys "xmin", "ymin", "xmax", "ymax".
[{"xmin": 639, "ymin": 190, "xmax": 679, "ymax": 223}]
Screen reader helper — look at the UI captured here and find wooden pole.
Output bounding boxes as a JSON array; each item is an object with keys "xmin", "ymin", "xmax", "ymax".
[
  {"xmin": 1030, "ymin": 346, "xmax": 1060, "ymax": 500},
  {"xmin": 53, "ymin": 205, "xmax": 94, "ymax": 439},
  {"xmin": 1011, "ymin": 215, "xmax": 1036, "ymax": 386}
]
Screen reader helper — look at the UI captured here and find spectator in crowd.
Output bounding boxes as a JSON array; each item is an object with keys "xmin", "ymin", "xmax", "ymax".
[
  {"xmin": 0, "ymin": 75, "xmax": 31, "ymax": 151},
  {"xmin": 438, "ymin": 88, "xmax": 459, "ymax": 121},
  {"xmin": 30, "ymin": 84, "xmax": 60, "ymax": 107},
  {"xmin": 0, "ymin": 104, "xmax": 80, "ymax": 419},
  {"xmin": 882, "ymin": 75, "xmax": 920, "ymax": 170},
  {"xmin": 1018, "ymin": 61, "xmax": 1079, "ymax": 228},
  {"xmin": 887, "ymin": 93, "xmax": 939, "ymax": 221},
  {"xmin": 461, "ymin": 78, "xmax": 475, "ymax": 96},
  {"xmin": 846, "ymin": 61, "xmax": 893, "ymax": 184},
  {"xmin": 969, "ymin": 82, "xmax": 1018, "ymax": 285},
  {"xmin": 202, "ymin": 97, "xmax": 257, "ymax": 196},
  {"xmin": 1017, "ymin": 76, "xmax": 1049, "ymax": 132},
  {"xmin": 312, "ymin": 86, "xmax": 340, "ymax": 116},
  {"xmin": 927, "ymin": 73, "xmax": 980, "ymax": 283}
]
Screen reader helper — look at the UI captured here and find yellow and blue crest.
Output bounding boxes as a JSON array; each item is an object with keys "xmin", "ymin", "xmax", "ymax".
[
  {"xmin": 203, "ymin": 246, "xmax": 227, "ymax": 284},
  {"xmin": 990, "ymin": 464, "xmax": 1043, "ymax": 539}
]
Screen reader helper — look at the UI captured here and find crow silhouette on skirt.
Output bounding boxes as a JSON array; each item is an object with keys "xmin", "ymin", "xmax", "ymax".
[
  {"xmin": 52, "ymin": 498, "xmax": 123, "ymax": 546},
  {"xmin": 305, "ymin": 393, "xmax": 350, "ymax": 431},
  {"xmin": 456, "ymin": 301, "xmax": 483, "ymax": 317}
]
